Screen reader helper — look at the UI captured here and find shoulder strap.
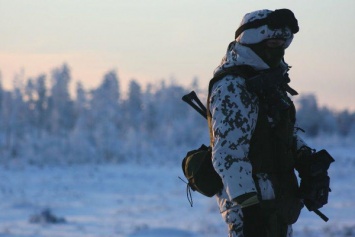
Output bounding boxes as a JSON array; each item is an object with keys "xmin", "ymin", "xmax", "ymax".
[
  {"xmin": 208, "ymin": 65, "xmax": 257, "ymax": 95},
  {"xmin": 206, "ymin": 65, "xmax": 258, "ymax": 146}
]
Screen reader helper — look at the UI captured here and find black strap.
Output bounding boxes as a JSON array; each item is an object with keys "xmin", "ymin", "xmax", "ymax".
[
  {"xmin": 208, "ymin": 65, "xmax": 258, "ymax": 95},
  {"xmin": 235, "ymin": 18, "xmax": 270, "ymax": 39}
]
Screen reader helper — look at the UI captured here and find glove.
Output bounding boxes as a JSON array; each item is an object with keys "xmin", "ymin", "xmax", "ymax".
[
  {"xmin": 296, "ymin": 149, "xmax": 334, "ymax": 211},
  {"xmin": 299, "ymin": 175, "xmax": 330, "ymax": 211},
  {"xmin": 242, "ymin": 204, "xmax": 267, "ymax": 237}
]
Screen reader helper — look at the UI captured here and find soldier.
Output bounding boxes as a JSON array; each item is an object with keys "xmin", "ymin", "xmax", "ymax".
[{"xmin": 208, "ymin": 9, "xmax": 309, "ymax": 237}]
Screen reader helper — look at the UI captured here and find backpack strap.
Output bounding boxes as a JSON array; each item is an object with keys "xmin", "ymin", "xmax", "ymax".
[
  {"xmin": 208, "ymin": 65, "xmax": 258, "ymax": 95},
  {"xmin": 206, "ymin": 65, "xmax": 258, "ymax": 146}
]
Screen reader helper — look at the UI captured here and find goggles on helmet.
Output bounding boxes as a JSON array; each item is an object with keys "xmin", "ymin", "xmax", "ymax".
[{"xmin": 235, "ymin": 9, "xmax": 299, "ymax": 39}]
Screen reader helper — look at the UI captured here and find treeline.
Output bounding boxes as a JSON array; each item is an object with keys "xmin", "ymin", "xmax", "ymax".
[
  {"xmin": 297, "ymin": 94, "xmax": 355, "ymax": 137},
  {"xmin": 0, "ymin": 64, "xmax": 353, "ymax": 164}
]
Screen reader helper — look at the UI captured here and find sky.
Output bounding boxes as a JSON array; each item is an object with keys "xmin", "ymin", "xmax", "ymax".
[{"xmin": 0, "ymin": 0, "xmax": 355, "ymax": 111}]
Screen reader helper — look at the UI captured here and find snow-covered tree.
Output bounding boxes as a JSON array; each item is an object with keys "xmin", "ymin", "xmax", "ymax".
[
  {"xmin": 0, "ymin": 73, "xmax": 3, "ymax": 115},
  {"xmin": 337, "ymin": 110, "xmax": 355, "ymax": 137},
  {"xmin": 47, "ymin": 64, "xmax": 74, "ymax": 135},
  {"xmin": 75, "ymin": 82, "xmax": 87, "ymax": 114},
  {"xmin": 142, "ymin": 83, "xmax": 158, "ymax": 135},
  {"xmin": 1, "ymin": 63, "xmax": 354, "ymax": 165},
  {"xmin": 296, "ymin": 94, "xmax": 321, "ymax": 137},
  {"xmin": 90, "ymin": 70, "xmax": 122, "ymax": 162},
  {"xmin": 6, "ymin": 87, "xmax": 27, "ymax": 158},
  {"xmin": 126, "ymin": 79, "xmax": 142, "ymax": 130},
  {"xmin": 35, "ymin": 75, "xmax": 48, "ymax": 131},
  {"xmin": 91, "ymin": 70, "xmax": 120, "ymax": 119}
]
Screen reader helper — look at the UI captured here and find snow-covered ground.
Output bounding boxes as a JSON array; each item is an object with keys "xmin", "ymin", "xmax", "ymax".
[{"xmin": 0, "ymin": 140, "xmax": 354, "ymax": 237}]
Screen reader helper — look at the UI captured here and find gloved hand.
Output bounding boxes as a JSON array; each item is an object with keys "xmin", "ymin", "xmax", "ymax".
[
  {"xmin": 299, "ymin": 174, "xmax": 330, "ymax": 211},
  {"xmin": 295, "ymin": 148, "xmax": 334, "ymax": 211}
]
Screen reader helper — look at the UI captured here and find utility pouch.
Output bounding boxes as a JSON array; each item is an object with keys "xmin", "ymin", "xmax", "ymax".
[
  {"xmin": 277, "ymin": 197, "xmax": 304, "ymax": 224},
  {"xmin": 261, "ymin": 197, "xmax": 303, "ymax": 225},
  {"xmin": 181, "ymin": 144, "xmax": 223, "ymax": 197},
  {"xmin": 256, "ymin": 172, "xmax": 303, "ymax": 228}
]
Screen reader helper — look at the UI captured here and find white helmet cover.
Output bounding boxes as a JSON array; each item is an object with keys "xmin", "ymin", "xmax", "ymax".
[{"xmin": 235, "ymin": 9, "xmax": 299, "ymax": 49}]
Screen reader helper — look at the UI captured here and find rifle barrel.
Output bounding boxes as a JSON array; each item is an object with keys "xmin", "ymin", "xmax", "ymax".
[{"xmin": 314, "ymin": 209, "xmax": 329, "ymax": 222}]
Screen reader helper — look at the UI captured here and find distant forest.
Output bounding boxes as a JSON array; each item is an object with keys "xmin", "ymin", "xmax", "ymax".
[{"xmin": 0, "ymin": 64, "xmax": 354, "ymax": 165}]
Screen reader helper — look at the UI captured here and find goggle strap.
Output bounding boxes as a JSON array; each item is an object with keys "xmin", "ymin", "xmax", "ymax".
[{"xmin": 235, "ymin": 18, "xmax": 270, "ymax": 39}]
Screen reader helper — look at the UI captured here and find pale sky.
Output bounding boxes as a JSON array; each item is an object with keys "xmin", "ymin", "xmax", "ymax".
[{"xmin": 1, "ymin": 0, "xmax": 355, "ymax": 111}]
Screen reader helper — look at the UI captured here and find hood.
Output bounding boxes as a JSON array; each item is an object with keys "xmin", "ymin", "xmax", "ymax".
[{"xmin": 214, "ymin": 41, "xmax": 289, "ymax": 75}]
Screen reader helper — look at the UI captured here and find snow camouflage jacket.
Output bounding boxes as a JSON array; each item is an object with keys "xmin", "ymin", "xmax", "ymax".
[{"xmin": 209, "ymin": 41, "xmax": 308, "ymax": 213}]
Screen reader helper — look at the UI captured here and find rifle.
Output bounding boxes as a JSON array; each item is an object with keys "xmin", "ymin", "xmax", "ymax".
[{"xmin": 182, "ymin": 90, "xmax": 331, "ymax": 222}]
